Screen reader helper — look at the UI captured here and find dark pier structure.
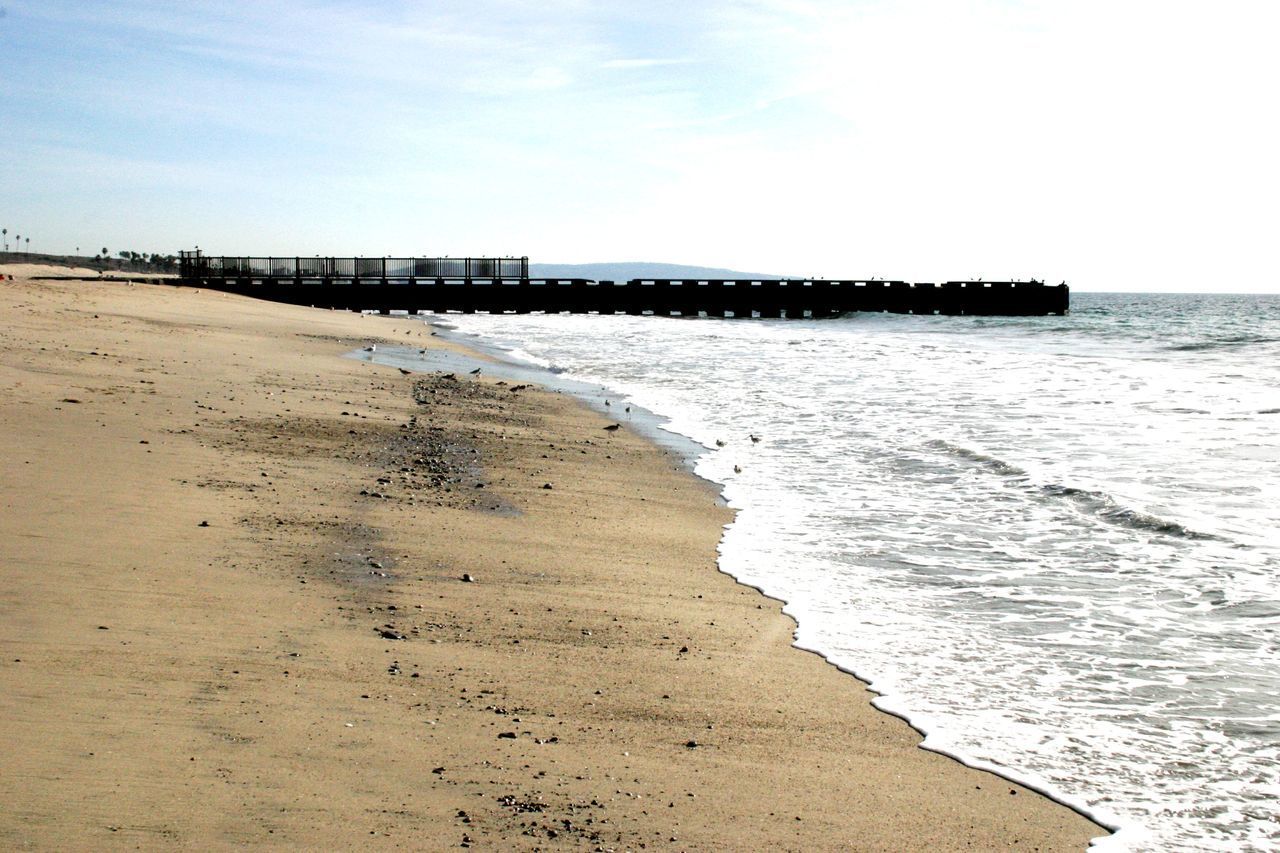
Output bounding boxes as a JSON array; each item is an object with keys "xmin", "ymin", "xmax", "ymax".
[{"xmin": 178, "ymin": 252, "xmax": 1068, "ymax": 317}]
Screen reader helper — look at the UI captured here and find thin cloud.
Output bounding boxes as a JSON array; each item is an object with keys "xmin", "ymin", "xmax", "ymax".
[{"xmin": 600, "ymin": 58, "xmax": 695, "ymax": 69}]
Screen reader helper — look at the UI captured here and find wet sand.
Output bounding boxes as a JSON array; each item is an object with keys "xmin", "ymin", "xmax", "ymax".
[{"xmin": 0, "ymin": 268, "xmax": 1105, "ymax": 849}]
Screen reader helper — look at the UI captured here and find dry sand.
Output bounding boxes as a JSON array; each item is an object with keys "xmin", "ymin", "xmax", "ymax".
[
  {"xmin": 1, "ymin": 262, "xmax": 105, "ymax": 278},
  {"xmin": 0, "ymin": 267, "xmax": 1106, "ymax": 850}
]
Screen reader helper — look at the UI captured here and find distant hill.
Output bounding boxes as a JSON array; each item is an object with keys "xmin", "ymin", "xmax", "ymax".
[{"xmin": 529, "ymin": 262, "xmax": 788, "ymax": 281}]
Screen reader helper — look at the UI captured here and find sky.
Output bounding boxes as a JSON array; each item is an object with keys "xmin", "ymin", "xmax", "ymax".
[{"xmin": 3, "ymin": 0, "xmax": 1279, "ymax": 292}]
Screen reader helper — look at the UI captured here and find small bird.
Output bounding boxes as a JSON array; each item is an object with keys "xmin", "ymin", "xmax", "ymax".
[
  {"xmin": 734, "ymin": 465, "xmax": 742, "ymax": 473},
  {"xmin": 603, "ymin": 423, "xmax": 621, "ymax": 432},
  {"xmin": 398, "ymin": 368, "xmax": 411, "ymax": 375},
  {"xmin": 749, "ymin": 434, "xmax": 760, "ymax": 444},
  {"xmin": 715, "ymin": 439, "xmax": 726, "ymax": 447},
  {"xmin": 469, "ymin": 367, "xmax": 481, "ymax": 375},
  {"xmin": 363, "ymin": 344, "xmax": 376, "ymax": 352},
  {"xmin": 604, "ymin": 400, "xmax": 611, "ymax": 407}
]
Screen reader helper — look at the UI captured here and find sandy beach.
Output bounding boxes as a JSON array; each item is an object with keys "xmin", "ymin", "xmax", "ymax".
[{"xmin": 0, "ymin": 267, "xmax": 1105, "ymax": 849}]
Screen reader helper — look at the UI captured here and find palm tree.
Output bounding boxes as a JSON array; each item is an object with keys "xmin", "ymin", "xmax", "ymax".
[
  {"xmin": 2, "ymin": 228, "xmax": 6, "ymax": 251},
  {"xmin": 25, "ymin": 237, "xmax": 30, "ymax": 254},
  {"xmin": 14, "ymin": 234, "xmax": 19, "ymax": 255}
]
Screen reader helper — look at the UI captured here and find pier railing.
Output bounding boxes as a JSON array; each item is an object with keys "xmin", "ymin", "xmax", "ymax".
[
  {"xmin": 179, "ymin": 253, "xmax": 528, "ymax": 281},
  {"xmin": 176, "ymin": 253, "xmax": 1066, "ymax": 316}
]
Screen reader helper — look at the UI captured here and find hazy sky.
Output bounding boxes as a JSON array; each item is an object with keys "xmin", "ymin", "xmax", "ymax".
[{"xmin": 5, "ymin": 1, "xmax": 1278, "ymax": 291}]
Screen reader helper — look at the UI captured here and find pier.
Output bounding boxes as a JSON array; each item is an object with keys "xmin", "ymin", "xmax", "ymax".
[{"xmin": 177, "ymin": 253, "xmax": 1068, "ymax": 317}]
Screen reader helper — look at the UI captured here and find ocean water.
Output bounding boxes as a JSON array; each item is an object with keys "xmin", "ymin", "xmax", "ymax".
[{"xmin": 440, "ymin": 293, "xmax": 1280, "ymax": 851}]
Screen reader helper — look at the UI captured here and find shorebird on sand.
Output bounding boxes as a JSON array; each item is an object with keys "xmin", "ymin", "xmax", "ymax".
[
  {"xmin": 398, "ymin": 368, "xmax": 411, "ymax": 375},
  {"xmin": 469, "ymin": 367, "xmax": 481, "ymax": 375},
  {"xmin": 603, "ymin": 423, "xmax": 621, "ymax": 432},
  {"xmin": 749, "ymin": 434, "xmax": 760, "ymax": 444}
]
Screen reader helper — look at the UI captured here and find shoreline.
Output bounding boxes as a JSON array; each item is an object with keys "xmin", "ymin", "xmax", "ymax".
[
  {"xmin": 354, "ymin": 328, "xmax": 718, "ymax": 486},
  {"xmin": 1, "ymin": 269, "xmax": 1106, "ymax": 849},
  {"xmin": 384, "ymin": 315, "xmax": 1120, "ymax": 840}
]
